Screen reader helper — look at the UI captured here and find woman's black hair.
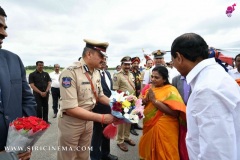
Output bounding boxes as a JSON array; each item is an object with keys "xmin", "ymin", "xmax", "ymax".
[{"xmin": 152, "ymin": 66, "xmax": 170, "ymax": 85}]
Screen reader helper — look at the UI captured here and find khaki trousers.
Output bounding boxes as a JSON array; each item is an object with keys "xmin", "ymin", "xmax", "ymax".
[
  {"xmin": 57, "ymin": 115, "xmax": 93, "ymax": 160},
  {"xmin": 116, "ymin": 123, "xmax": 131, "ymax": 144}
]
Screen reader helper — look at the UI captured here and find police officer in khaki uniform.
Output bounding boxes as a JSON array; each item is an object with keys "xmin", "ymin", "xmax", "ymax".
[
  {"xmin": 113, "ymin": 56, "xmax": 136, "ymax": 152},
  {"xmin": 57, "ymin": 39, "xmax": 115, "ymax": 160}
]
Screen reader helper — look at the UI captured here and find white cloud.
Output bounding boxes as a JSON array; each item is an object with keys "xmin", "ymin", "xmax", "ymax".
[{"xmin": 1, "ymin": 0, "xmax": 240, "ymax": 68}]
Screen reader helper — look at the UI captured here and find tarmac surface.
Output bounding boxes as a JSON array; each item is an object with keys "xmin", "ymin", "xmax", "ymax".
[{"xmin": 31, "ymin": 95, "xmax": 143, "ymax": 160}]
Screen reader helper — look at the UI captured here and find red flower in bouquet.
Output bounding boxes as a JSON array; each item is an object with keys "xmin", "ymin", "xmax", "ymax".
[
  {"xmin": 112, "ymin": 101, "xmax": 122, "ymax": 112},
  {"xmin": 6, "ymin": 116, "xmax": 50, "ymax": 154},
  {"xmin": 10, "ymin": 116, "xmax": 49, "ymax": 133},
  {"xmin": 103, "ymin": 91, "xmax": 145, "ymax": 139}
]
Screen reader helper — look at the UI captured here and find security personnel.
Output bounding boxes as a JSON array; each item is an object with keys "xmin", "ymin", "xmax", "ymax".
[
  {"xmin": 142, "ymin": 50, "xmax": 166, "ymax": 86},
  {"xmin": 57, "ymin": 39, "xmax": 115, "ymax": 160},
  {"xmin": 113, "ymin": 56, "xmax": 136, "ymax": 152}
]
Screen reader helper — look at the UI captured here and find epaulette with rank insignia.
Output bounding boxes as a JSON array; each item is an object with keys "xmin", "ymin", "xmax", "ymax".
[
  {"xmin": 67, "ymin": 62, "xmax": 82, "ymax": 71},
  {"xmin": 67, "ymin": 66, "xmax": 78, "ymax": 71}
]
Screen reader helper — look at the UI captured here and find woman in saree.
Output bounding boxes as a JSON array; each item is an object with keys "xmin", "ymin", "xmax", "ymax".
[{"xmin": 139, "ymin": 66, "xmax": 187, "ymax": 160}]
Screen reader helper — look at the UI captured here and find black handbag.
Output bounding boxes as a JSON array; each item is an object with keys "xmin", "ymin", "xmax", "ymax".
[{"xmin": 0, "ymin": 152, "xmax": 18, "ymax": 160}]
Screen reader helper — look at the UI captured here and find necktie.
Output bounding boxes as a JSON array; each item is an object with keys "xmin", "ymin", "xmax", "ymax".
[
  {"xmin": 102, "ymin": 71, "xmax": 106, "ymax": 80},
  {"xmin": 183, "ymin": 78, "xmax": 190, "ymax": 104}
]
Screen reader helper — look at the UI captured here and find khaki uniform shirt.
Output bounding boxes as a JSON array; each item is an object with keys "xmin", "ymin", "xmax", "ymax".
[
  {"xmin": 113, "ymin": 70, "xmax": 135, "ymax": 95},
  {"xmin": 59, "ymin": 58, "xmax": 104, "ymax": 114}
]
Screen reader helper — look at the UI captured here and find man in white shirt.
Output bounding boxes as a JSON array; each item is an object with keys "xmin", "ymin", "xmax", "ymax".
[
  {"xmin": 171, "ymin": 33, "xmax": 240, "ymax": 160},
  {"xmin": 141, "ymin": 58, "xmax": 153, "ymax": 89},
  {"xmin": 49, "ymin": 64, "xmax": 61, "ymax": 118},
  {"xmin": 167, "ymin": 61, "xmax": 180, "ymax": 83},
  {"xmin": 229, "ymin": 54, "xmax": 240, "ymax": 86}
]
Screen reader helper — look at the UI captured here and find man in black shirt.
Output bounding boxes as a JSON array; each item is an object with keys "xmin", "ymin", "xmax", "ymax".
[{"xmin": 29, "ymin": 61, "xmax": 51, "ymax": 123}]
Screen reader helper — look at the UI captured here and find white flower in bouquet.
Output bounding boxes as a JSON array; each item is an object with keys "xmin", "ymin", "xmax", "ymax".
[
  {"xmin": 104, "ymin": 91, "xmax": 145, "ymax": 139},
  {"xmin": 124, "ymin": 108, "xmax": 129, "ymax": 113},
  {"xmin": 123, "ymin": 114, "xmax": 130, "ymax": 119},
  {"xmin": 129, "ymin": 114, "xmax": 139, "ymax": 123}
]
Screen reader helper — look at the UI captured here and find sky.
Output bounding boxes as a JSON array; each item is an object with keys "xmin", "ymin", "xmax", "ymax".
[{"xmin": 1, "ymin": 0, "xmax": 240, "ymax": 68}]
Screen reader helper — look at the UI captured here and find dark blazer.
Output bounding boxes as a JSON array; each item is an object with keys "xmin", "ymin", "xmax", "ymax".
[
  {"xmin": 172, "ymin": 75, "xmax": 185, "ymax": 99},
  {"xmin": 92, "ymin": 70, "xmax": 113, "ymax": 114},
  {"xmin": 0, "ymin": 49, "xmax": 36, "ymax": 151},
  {"xmin": 172, "ymin": 75, "xmax": 191, "ymax": 104}
]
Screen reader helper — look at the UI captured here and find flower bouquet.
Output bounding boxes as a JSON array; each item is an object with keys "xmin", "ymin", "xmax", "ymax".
[
  {"xmin": 103, "ymin": 91, "xmax": 144, "ymax": 139},
  {"xmin": 6, "ymin": 116, "xmax": 50, "ymax": 154}
]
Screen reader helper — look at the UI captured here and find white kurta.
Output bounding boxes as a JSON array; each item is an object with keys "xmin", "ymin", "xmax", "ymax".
[
  {"xmin": 142, "ymin": 67, "xmax": 153, "ymax": 85},
  {"xmin": 186, "ymin": 58, "xmax": 240, "ymax": 160}
]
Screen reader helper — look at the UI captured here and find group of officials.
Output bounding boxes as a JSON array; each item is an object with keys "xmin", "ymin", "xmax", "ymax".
[
  {"xmin": 34, "ymin": 38, "xmax": 240, "ymax": 160},
  {"xmin": 1, "ymin": 5, "xmax": 240, "ymax": 160}
]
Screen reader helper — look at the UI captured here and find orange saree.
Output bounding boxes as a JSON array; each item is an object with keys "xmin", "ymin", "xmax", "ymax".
[
  {"xmin": 235, "ymin": 79, "xmax": 240, "ymax": 86},
  {"xmin": 139, "ymin": 84, "xmax": 186, "ymax": 160}
]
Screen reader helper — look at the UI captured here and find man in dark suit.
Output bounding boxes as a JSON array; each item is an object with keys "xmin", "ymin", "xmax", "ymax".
[
  {"xmin": 90, "ymin": 58, "xmax": 118, "ymax": 160},
  {"xmin": 172, "ymin": 74, "xmax": 191, "ymax": 160},
  {"xmin": 172, "ymin": 75, "xmax": 191, "ymax": 105},
  {"xmin": 0, "ymin": 6, "xmax": 36, "ymax": 160}
]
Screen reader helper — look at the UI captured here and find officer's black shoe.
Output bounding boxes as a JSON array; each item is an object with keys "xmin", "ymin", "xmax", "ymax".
[
  {"xmin": 102, "ymin": 154, "xmax": 118, "ymax": 160},
  {"xmin": 130, "ymin": 129, "xmax": 139, "ymax": 136},
  {"xmin": 134, "ymin": 124, "xmax": 143, "ymax": 130},
  {"xmin": 53, "ymin": 114, "xmax": 57, "ymax": 118}
]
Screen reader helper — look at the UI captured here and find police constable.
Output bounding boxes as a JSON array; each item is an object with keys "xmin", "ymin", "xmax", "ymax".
[
  {"xmin": 57, "ymin": 39, "xmax": 115, "ymax": 160},
  {"xmin": 113, "ymin": 56, "xmax": 136, "ymax": 152},
  {"xmin": 142, "ymin": 50, "xmax": 166, "ymax": 86}
]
